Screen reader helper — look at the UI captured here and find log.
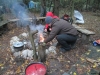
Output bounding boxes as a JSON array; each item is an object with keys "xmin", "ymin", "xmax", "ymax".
[
  {"xmin": 9, "ymin": 17, "xmax": 46, "ymax": 22},
  {"xmin": 72, "ymin": 24, "xmax": 95, "ymax": 44}
]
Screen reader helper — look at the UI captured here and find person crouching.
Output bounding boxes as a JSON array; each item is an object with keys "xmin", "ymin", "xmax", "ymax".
[{"xmin": 43, "ymin": 16, "xmax": 78, "ymax": 52}]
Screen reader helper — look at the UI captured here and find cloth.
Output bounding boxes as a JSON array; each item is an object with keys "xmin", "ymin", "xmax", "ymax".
[
  {"xmin": 56, "ymin": 34, "xmax": 77, "ymax": 50},
  {"xmin": 44, "ymin": 18, "xmax": 78, "ymax": 43}
]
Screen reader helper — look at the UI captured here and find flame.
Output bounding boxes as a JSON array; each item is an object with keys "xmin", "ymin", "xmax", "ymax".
[{"xmin": 39, "ymin": 33, "xmax": 44, "ymax": 42}]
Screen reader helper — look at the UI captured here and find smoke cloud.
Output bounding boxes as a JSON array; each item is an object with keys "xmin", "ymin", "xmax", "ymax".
[
  {"xmin": 1, "ymin": 0, "xmax": 44, "ymax": 32},
  {"xmin": 1, "ymin": 0, "xmax": 30, "ymax": 26}
]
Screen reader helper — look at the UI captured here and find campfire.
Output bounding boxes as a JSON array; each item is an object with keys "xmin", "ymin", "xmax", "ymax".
[
  {"xmin": 9, "ymin": 21, "xmax": 57, "ymax": 64},
  {"xmin": 39, "ymin": 33, "xmax": 45, "ymax": 43}
]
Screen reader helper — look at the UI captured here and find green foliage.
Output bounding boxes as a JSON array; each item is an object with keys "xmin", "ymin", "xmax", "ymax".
[
  {"xmin": 74, "ymin": 0, "xmax": 85, "ymax": 10},
  {"xmin": 59, "ymin": 0, "xmax": 100, "ymax": 11}
]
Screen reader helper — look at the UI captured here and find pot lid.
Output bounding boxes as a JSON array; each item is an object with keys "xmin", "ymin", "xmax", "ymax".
[
  {"xmin": 13, "ymin": 42, "xmax": 24, "ymax": 47},
  {"xmin": 25, "ymin": 63, "xmax": 46, "ymax": 75}
]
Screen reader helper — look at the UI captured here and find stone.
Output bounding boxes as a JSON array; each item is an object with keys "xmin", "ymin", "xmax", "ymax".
[{"xmin": 62, "ymin": 72, "xmax": 70, "ymax": 75}]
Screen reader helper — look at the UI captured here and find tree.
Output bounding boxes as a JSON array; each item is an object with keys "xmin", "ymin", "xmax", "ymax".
[
  {"xmin": 70, "ymin": 0, "xmax": 74, "ymax": 18},
  {"xmin": 40, "ymin": 0, "xmax": 46, "ymax": 17},
  {"xmin": 53, "ymin": 0, "xmax": 60, "ymax": 16}
]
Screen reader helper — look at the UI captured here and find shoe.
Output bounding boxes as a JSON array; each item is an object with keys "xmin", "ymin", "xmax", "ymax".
[
  {"xmin": 70, "ymin": 45, "xmax": 76, "ymax": 49},
  {"xmin": 59, "ymin": 48, "xmax": 67, "ymax": 53}
]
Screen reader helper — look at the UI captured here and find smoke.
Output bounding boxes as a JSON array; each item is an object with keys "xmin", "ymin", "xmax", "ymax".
[
  {"xmin": 1, "ymin": 0, "xmax": 45, "ymax": 33},
  {"xmin": 11, "ymin": 1, "xmax": 28, "ymax": 18},
  {"xmin": 30, "ymin": 24, "xmax": 45, "ymax": 33},
  {"xmin": 1, "ymin": 0, "xmax": 31, "ymax": 26}
]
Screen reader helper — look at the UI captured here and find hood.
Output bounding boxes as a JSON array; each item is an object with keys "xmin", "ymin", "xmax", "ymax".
[{"xmin": 46, "ymin": 12, "xmax": 54, "ymax": 17}]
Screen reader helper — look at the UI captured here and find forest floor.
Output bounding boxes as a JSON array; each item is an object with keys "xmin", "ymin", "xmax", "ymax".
[{"xmin": 0, "ymin": 11, "xmax": 100, "ymax": 75}]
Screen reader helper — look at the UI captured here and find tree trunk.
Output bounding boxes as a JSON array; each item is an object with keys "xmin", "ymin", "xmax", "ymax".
[
  {"xmin": 40, "ymin": 0, "xmax": 46, "ymax": 17},
  {"xmin": 86, "ymin": 0, "xmax": 89, "ymax": 11},
  {"xmin": 53, "ymin": 0, "xmax": 60, "ymax": 16},
  {"xmin": 70, "ymin": 0, "xmax": 74, "ymax": 18}
]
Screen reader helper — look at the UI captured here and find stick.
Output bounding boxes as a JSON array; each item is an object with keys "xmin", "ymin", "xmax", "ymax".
[{"xmin": 27, "ymin": 25, "xmax": 38, "ymax": 60}]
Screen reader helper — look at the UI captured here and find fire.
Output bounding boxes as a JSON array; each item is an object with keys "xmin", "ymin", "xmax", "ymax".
[{"xmin": 39, "ymin": 33, "xmax": 44, "ymax": 42}]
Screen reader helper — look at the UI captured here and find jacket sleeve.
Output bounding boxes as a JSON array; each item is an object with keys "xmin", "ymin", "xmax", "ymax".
[
  {"xmin": 44, "ymin": 25, "xmax": 60, "ymax": 43},
  {"xmin": 44, "ymin": 24, "xmax": 49, "ymax": 29}
]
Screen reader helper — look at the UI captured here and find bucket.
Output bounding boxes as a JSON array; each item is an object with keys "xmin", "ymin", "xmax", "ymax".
[{"xmin": 25, "ymin": 62, "xmax": 46, "ymax": 75}]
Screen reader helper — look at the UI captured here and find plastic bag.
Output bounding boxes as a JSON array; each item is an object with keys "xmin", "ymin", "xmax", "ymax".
[{"xmin": 74, "ymin": 10, "xmax": 84, "ymax": 24}]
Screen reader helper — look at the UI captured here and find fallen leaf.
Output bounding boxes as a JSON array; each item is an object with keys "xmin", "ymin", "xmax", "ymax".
[
  {"xmin": 0, "ymin": 63, "xmax": 4, "ymax": 67},
  {"xmin": 92, "ymin": 63, "xmax": 97, "ymax": 68},
  {"xmin": 85, "ymin": 52, "xmax": 90, "ymax": 55},
  {"xmin": 16, "ymin": 66, "xmax": 21, "ymax": 73},
  {"xmin": 73, "ymin": 72, "xmax": 77, "ymax": 75},
  {"xmin": 97, "ymin": 49, "xmax": 100, "ymax": 52},
  {"xmin": 80, "ymin": 57, "xmax": 85, "ymax": 61},
  {"xmin": 88, "ymin": 50, "xmax": 91, "ymax": 51}
]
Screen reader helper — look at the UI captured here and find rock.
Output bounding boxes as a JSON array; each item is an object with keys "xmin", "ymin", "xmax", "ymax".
[
  {"xmin": 21, "ymin": 49, "xmax": 33, "ymax": 60},
  {"xmin": 62, "ymin": 72, "xmax": 70, "ymax": 75},
  {"xmin": 13, "ymin": 51, "xmax": 21, "ymax": 57},
  {"xmin": 45, "ymin": 46, "xmax": 56, "ymax": 54}
]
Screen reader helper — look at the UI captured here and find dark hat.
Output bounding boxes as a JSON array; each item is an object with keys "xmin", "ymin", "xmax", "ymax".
[
  {"xmin": 64, "ymin": 14, "xmax": 69, "ymax": 17},
  {"xmin": 45, "ymin": 16, "xmax": 53, "ymax": 24}
]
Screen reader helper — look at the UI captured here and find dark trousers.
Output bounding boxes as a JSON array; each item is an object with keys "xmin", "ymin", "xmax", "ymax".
[{"xmin": 56, "ymin": 34, "xmax": 77, "ymax": 50}]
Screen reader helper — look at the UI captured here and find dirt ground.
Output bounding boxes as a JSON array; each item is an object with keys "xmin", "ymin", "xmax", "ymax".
[{"xmin": 0, "ymin": 11, "xmax": 100, "ymax": 75}]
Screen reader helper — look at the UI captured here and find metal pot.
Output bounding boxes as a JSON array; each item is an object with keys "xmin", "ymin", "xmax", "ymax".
[{"xmin": 13, "ymin": 42, "xmax": 24, "ymax": 52}]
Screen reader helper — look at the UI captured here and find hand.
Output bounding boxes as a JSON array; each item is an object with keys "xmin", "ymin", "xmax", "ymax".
[
  {"xmin": 49, "ymin": 28, "xmax": 52, "ymax": 31},
  {"xmin": 44, "ymin": 29, "xmax": 47, "ymax": 32}
]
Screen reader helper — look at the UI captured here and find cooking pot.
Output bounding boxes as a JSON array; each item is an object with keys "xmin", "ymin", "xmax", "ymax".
[{"xmin": 13, "ymin": 41, "xmax": 24, "ymax": 52}]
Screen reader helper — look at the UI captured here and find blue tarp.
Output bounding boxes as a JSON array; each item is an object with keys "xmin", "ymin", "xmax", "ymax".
[{"xmin": 29, "ymin": 1, "xmax": 35, "ymax": 9}]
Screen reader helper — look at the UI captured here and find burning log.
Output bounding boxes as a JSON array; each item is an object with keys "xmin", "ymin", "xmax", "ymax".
[{"xmin": 27, "ymin": 25, "xmax": 38, "ymax": 60}]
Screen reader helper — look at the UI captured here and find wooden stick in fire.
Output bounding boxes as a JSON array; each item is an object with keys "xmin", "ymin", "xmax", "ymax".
[{"xmin": 27, "ymin": 25, "xmax": 38, "ymax": 60}]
